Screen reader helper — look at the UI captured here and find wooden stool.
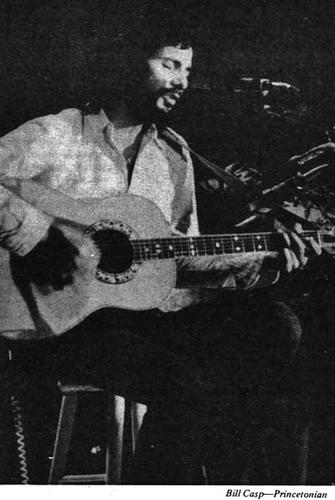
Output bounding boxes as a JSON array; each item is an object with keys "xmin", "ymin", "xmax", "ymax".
[{"xmin": 48, "ymin": 383, "xmax": 147, "ymax": 484}]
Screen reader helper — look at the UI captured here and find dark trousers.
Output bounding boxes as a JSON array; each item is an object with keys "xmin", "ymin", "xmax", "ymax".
[{"xmin": 2, "ymin": 294, "xmax": 301, "ymax": 483}]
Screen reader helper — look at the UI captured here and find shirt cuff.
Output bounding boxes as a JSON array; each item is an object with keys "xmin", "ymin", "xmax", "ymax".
[{"xmin": 1, "ymin": 206, "xmax": 51, "ymax": 256}]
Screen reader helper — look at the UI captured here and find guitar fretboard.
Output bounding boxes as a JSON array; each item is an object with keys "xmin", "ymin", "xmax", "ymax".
[{"xmin": 132, "ymin": 230, "xmax": 320, "ymax": 261}]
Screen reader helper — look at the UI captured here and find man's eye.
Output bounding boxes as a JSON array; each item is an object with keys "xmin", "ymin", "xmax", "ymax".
[{"xmin": 163, "ymin": 62, "xmax": 174, "ymax": 70}]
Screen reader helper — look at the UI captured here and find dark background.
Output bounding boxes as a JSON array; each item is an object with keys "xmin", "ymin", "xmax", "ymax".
[
  {"xmin": 1, "ymin": 0, "xmax": 335, "ymax": 228},
  {"xmin": 0, "ymin": 0, "xmax": 335, "ymax": 485}
]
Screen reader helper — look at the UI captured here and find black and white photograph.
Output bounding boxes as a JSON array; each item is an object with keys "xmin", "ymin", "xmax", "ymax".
[{"xmin": 0, "ymin": 0, "xmax": 334, "ymax": 489}]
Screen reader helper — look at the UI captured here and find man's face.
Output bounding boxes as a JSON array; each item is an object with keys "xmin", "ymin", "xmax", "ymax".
[{"xmin": 142, "ymin": 45, "xmax": 193, "ymax": 114}]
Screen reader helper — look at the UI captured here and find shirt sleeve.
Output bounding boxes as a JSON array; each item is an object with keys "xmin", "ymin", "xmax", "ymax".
[{"xmin": 0, "ymin": 114, "xmax": 62, "ymax": 255}]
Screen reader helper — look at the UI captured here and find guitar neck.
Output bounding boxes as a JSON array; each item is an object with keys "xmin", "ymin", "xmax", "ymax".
[{"xmin": 132, "ymin": 229, "xmax": 321, "ymax": 261}]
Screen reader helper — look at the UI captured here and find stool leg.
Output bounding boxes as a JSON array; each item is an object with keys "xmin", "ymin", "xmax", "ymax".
[
  {"xmin": 48, "ymin": 393, "xmax": 78, "ymax": 484},
  {"xmin": 130, "ymin": 402, "xmax": 147, "ymax": 454},
  {"xmin": 293, "ymin": 424, "xmax": 310, "ymax": 484},
  {"xmin": 105, "ymin": 394, "xmax": 125, "ymax": 484}
]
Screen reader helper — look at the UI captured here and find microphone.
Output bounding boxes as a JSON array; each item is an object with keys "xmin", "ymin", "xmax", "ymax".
[
  {"xmin": 230, "ymin": 77, "xmax": 300, "ymax": 95},
  {"xmin": 190, "ymin": 78, "xmax": 300, "ymax": 96}
]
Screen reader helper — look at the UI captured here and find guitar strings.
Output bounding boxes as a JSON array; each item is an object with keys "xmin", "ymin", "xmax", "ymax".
[{"xmin": 92, "ymin": 230, "xmax": 319, "ymax": 247}]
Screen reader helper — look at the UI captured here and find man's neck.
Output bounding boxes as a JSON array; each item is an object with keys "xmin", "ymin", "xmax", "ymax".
[
  {"xmin": 105, "ymin": 101, "xmax": 144, "ymax": 131},
  {"xmin": 104, "ymin": 102, "xmax": 147, "ymax": 163}
]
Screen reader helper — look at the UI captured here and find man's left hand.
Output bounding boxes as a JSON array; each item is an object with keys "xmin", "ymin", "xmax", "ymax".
[{"xmin": 275, "ymin": 221, "xmax": 322, "ymax": 273}]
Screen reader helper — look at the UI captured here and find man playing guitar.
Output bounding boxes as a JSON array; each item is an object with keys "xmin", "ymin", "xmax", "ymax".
[{"xmin": 0, "ymin": 5, "xmax": 322, "ymax": 484}]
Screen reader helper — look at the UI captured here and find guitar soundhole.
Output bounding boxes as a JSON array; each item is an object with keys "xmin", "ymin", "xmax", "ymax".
[{"xmin": 92, "ymin": 229, "xmax": 134, "ymax": 274}]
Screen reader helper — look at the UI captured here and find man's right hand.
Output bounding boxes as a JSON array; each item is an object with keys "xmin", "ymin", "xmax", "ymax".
[
  {"xmin": 0, "ymin": 193, "xmax": 52, "ymax": 256},
  {"xmin": 17, "ymin": 226, "xmax": 79, "ymax": 291}
]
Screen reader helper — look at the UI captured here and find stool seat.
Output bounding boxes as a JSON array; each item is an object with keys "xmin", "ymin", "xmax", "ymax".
[
  {"xmin": 48, "ymin": 383, "xmax": 147, "ymax": 484},
  {"xmin": 58, "ymin": 384, "xmax": 104, "ymax": 394}
]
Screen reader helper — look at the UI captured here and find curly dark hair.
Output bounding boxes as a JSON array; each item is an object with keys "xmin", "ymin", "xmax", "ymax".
[
  {"xmin": 135, "ymin": 2, "xmax": 194, "ymax": 56},
  {"xmin": 84, "ymin": 0, "xmax": 195, "ymax": 111}
]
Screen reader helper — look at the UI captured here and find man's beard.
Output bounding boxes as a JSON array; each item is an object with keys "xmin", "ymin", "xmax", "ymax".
[{"xmin": 125, "ymin": 89, "xmax": 177, "ymax": 126}]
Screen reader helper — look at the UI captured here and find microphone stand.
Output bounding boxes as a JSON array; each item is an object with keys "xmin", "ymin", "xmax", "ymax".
[
  {"xmin": 263, "ymin": 107, "xmax": 334, "ymax": 142},
  {"xmin": 236, "ymin": 163, "xmax": 333, "ymax": 228}
]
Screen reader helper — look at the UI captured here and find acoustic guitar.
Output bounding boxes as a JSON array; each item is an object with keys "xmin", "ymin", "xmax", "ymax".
[{"xmin": 1, "ymin": 180, "xmax": 334, "ymax": 340}]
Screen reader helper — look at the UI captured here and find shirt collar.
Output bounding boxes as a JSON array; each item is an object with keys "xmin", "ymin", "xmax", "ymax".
[
  {"xmin": 81, "ymin": 108, "xmax": 110, "ymax": 143},
  {"xmin": 82, "ymin": 107, "xmax": 162, "ymax": 148},
  {"xmin": 88, "ymin": 108, "xmax": 110, "ymax": 131},
  {"xmin": 103, "ymin": 112, "xmax": 160, "ymax": 148}
]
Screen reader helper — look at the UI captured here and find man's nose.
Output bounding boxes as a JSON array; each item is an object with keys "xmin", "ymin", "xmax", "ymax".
[{"xmin": 171, "ymin": 71, "xmax": 189, "ymax": 90}]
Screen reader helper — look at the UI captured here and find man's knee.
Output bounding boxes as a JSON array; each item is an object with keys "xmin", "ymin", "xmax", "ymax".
[{"xmin": 261, "ymin": 300, "xmax": 302, "ymax": 359}]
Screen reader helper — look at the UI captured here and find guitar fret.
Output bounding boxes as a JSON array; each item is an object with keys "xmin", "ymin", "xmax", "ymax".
[
  {"xmin": 263, "ymin": 234, "xmax": 268, "ymax": 251},
  {"xmin": 223, "ymin": 237, "xmax": 233, "ymax": 254},
  {"xmin": 195, "ymin": 237, "xmax": 207, "ymax": 256},
  {"xmin": 202, "ymin": 237, "xmax": 213, "ymax": 255},
  {"xmin": 244, "ymin": 235, "xmax": 255, "ymax": 253},
  {"xmin": 251, "ymin": 234, "xmax": 256, "ymax": 252},
  {"xmin": 202, "ymin": 237, "xmax": 212, "ymax": 256},
  {"xmin": 133, "ymin": 246, "xmax": 143, "ymax": 261},
  {"xmin": 173, "ymin": 239, "xmax": 185, "ymax": 258},
  {"xmin": 240, "ymin": 234, "xmax": 246, "ymax": 253}
]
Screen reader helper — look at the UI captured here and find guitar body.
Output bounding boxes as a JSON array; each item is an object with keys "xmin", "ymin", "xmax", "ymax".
[{"xmin": 0, "ymin": 194, "xmax": 176, "ymax": 340}]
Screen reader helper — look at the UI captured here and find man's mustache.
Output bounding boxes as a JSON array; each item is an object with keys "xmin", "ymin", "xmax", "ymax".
[{"xmin": 159, "ymin": 89, "xmax": 184, "ymax": 99}]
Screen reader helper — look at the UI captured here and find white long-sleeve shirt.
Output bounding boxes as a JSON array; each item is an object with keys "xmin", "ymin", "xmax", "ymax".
[{"xmin": 0, "ymin": 108, "xmax": 238, "ymax": 319}]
